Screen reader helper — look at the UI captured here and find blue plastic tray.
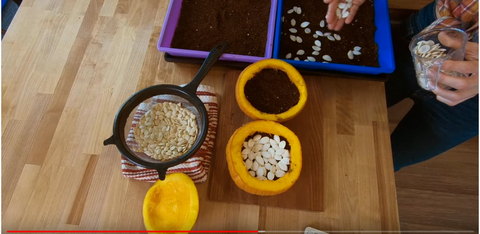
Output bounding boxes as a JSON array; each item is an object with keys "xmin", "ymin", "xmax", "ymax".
[{"xmin": 273, "ymin": 0, "xmax": 395, "ymax": 75}]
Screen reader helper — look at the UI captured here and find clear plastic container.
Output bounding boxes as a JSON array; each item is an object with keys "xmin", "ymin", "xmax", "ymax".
[{"xmin": 409, "ymin": 27, "xmax": 468, "ymax": 90}]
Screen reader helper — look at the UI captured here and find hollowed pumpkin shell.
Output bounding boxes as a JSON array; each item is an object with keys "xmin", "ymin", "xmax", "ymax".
[
  {"xmin": 226, "ymin": 120, "xmax": 302, "ymax": 196},
  {"xmin": 235, "ymin": 59, "xmax": 307, "ymax": 122},
  {"xmin": 143, "ymin": 173, "xmax": 199, "ymax": 232}
]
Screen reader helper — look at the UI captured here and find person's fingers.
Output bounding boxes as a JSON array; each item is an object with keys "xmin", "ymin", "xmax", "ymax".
[
  {"xmin": 326, "ymin": 1, "xmax": 339, "ymax": 25},
  {"xmin": 345, "ymin": 4, "xmax": 359, "ymax": 24},
  {"xmin": 324, "ymin": 0, "xmax": 334, "ymax": 3},
  {"xmin": 465, "ymin": 42, "xmax": 479, "ymax": 61},
  {"xmin": 333, "ymin": 18, "xmax": 345, "ymax": 31},
  {"xmin": 435, "ymin": 94, "xmax": 468, "ymax": 106},
  {"xmin": 441, "ymin": 60, "xmax": 478, "ymax": 75},
  {"xmin": 438, "ymin": 31, "xmax": 465, "ymax": 50}
]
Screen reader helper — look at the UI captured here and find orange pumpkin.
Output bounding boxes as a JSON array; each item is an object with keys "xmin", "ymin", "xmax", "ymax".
[
  {"xmin": 143, "ymin": 173, "xmax": 199, "ymax": 232},
  {"xmin": 235, "ymin": 59, "xmax": 307, "ymax": 122},
  {"xmin": 226, "ymin": 120, "xmax": 302, "ymax": 196}
]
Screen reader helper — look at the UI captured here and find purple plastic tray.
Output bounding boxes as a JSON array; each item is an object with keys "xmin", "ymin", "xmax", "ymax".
[{"xmin": 158, "ymin": 0, "xmax": 277, "ymax": 63}]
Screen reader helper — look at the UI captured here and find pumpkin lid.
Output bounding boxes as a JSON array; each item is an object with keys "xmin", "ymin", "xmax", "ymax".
[{"xmin": 143, "ymin": 173, "xmax": 199, "ymax": 231}]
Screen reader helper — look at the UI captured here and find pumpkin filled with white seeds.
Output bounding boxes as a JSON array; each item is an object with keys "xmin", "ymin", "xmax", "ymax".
[{"xmin": 226, "ymin": 120, "xmax": 302, "ymax": 196}]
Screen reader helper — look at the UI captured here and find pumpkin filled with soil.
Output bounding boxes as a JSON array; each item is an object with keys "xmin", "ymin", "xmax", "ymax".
[
  {"xmin": 236, "ymin": 59, "xmax": 307, "ymax": 122},
  {"xmin": 226, "ymin": 120, "xmax": 302, "ymax": 196},
  {"xmin": 143, "ymin": 173, "xmax": 199, "ymax": 232}
]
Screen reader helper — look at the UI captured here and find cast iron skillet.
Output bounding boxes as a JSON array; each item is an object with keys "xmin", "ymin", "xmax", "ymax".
[{"xmin": 104, "ymin": 42, "xmax": 227, "ymax": 180}]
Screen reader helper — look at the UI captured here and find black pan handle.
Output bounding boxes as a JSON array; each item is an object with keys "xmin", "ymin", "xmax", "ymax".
[
  {"xmin": 183, "ymin": 42, "xmax": 227, "ymax": 94},
  {"xmin": 156, "ymin": 168, "xmax": 167, "ymax": 181},
  {"xmin": 103, "ymin": 135, "xmax": 115, "ymax": 146}
]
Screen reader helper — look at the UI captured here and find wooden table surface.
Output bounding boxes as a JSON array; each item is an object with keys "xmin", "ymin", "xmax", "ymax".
[{"xmin": 2, "ymin": 0, "xmax": 399, "ymax": 232}]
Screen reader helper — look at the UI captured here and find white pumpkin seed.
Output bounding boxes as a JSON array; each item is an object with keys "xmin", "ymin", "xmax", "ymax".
[
  {"xmin": 242, "ymin": 148, "xmax": 250, "ymax": 155},
  {"xmin": 327, "ymin": 35, "xmax": 335, "ymax": 41},
  {"xmin": 290, "ymin": 35, "xmax": 296, "ymax": 42},
  {"xmin": 294, "ymin": 57, "xmax": 300, "ymax": 61},
  {"xmin": 316, "ymin": 31, "xmax": 324, "ymax": 36},
  {"xmin": 348, "ymin": 50, "xmax": 354, "ymax": 60},
  {"xmin": 248, "ymin": 152, "xmax": 256, "ymax": 160},
  {"xmin": 312, "ymin": 46, "xmax": 321, "ymax": 51},
  {"xmin": 242, "ymin": 153, "xmax": 248, "ymax": 160},
  {"xmin": 248, "ymin": 139, "xmax": 254, "ymax": 148},
  {"xmin": 262, "ymin": 151, "xmax": 271, "ymax": 158},
  {"xmin": 278, "ymin": 161, "xmax": 288, "ymax": 171},
  {"xmin": 297, "ymin": 49, "xmax": 305, "ymax": 55},
  {"xmin": 274, "ymin": 154, "xmax": 283, "ymax": 160},
  {"xmin": 275, "ymin": 170, "xmax": 286, "ymax": 178},
  {"xmin": 323, "ymin": 32, "xmax": 331, "ymax": 36},
  {"xmin": 265, "ymin": 163, "xmax": 272, "ymax": 171},
  {"xmin": 354, "ymin": 46, "xmax": 361, "ymax": 51},
  {"xmin": 300, "ymin": 22, "xmax": 310, "ymax": 28},
  {"xmin": 296, "ymin": 36, "xmax": 303, "ymax": 43},
  {"xmin": 262, "ymin": 143, "xmax": 270, "ymax": 151},
  {"xmin": 289, "ymin": 28, "xmax": 297, "ymax": 33},
  {"xmin": 268, "ymin": 158, "xmax": 277, "ymax": 165},
  {"xmin": 256, "ymin": 156, "xmax": 265, "ymax": 165},
  {"xmin": 268, "ymin": 148, "xmax": 275, "ymax": 157},
  {"xmin": 257, "ymin": 167, "xmax": 265, "ymax": 177},
  {"xmin": 336, "ymin": 8, "xmax": 342, "ymax": 18},
  {"xmin": 281, "ymin": 157, "xmax": 290, "ymax": 165},
  {"xmin": 320, "ymin": 20, "xmax": 325, "ymax": 28},
  {"xmin": 252, "ymin": 161, "xmax": 259, "ymax": 171},
  {"xmin": 275, "ymin": 148, "xmax": 285, "ymax": 156},
  {"xmin": 323, "ymin": 55, "xmax": 332, "ymax": 61},
  {"xmin": 334, "ymin": 34, "xmax": 341, "ymax": 40},
  {"xmin": 259, "ymin": 137, "xmax": 269, "ymax": 144},
  {"xmin": 279, "ymin": 141, "xmax": 286, "ymax": 149},
  {"xmin": 313, "ymin": 34, "xmax": 318, "ymax": 38},
  {"xmin": 286, "ymin": 53, "xmax": 292, "ymax": 59},
  {"xmin": 287, "ymin": 9, "xmax": 294, "ymax": 14},
  {"xmin": 271, "ymin": 143, "xmax": 279, "ymax": 151},
  {"xmin": 248, "ymin": 170, "xmax": 255, "ymax": 177},
  {"xmin": 274, "ymin": 135, "xmax": 280, "ymax": 143},
  {"xmin": 296, "ymin": 7, "xmax": 302, "ymax": 14},
  {"xmin": 342, "ymin": 10, "xmax": 350, "ymax": 18},
  {"xmin": 267, "ymin": 172, "xmax": 275, "ymax": 180},
  {"xmin": 304, "ymin": 28, "xmax": 311, "ymax": 34},
  {"xmin": 307, "ymin": 56, "xmax": 316, "ymax": 62},
  {"xmin": 245, "ymin": 159, "xmax": 252, "ymax": 169},
  {"xmin": 312, "ymin": 51, "xmax": 320, "ymax": 56},
  {"xmin": 352, "ymin": 50, "xmax": 361, "ymax": 55},
  {"xmin": 338, "ymin": 2, "xmax": 346, "ymax": 9},
  {"xmin": 419, "ymin": 45, "xmax": 431, "ymax": 54},
  {"xmin": 314, "ymin": 40, "xmax": 321, "ymax": 47},
  {"xmin": 291, "ymin": 19, "xmax": 296, "ymax": 26},
  {"xmin": 253, "ymin": 134, "xmax": 261, "ymax": 142}
]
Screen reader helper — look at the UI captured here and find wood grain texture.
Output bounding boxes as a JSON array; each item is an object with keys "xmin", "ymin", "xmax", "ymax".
[
  {"xmin": 208, "ymin": 71, "xmax": 399, "ymax": 230},
  {"xmin": 2, "ymin": 0, "xmax": 399, "ymax": 232}
]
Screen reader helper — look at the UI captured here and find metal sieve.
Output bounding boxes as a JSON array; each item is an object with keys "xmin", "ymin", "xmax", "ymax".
[{"xmin": 104, "ymin": 43, "xmax": 227, "ymax": 180}]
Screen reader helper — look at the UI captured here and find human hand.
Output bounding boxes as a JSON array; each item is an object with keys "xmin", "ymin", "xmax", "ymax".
[
  {"xmin": 324, "ymin": 0, "xmax": 366, "ymax": 31},
  {"xmin": 432, "ymin": 42, "xmax": 479, "ymax": 106}
]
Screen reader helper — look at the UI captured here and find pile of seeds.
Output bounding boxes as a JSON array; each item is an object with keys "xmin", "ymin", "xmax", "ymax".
[
  {"xmin": 413, "ymin": 40, "xmax": 447, "ymax": 59},
  {"xmin": 280, "ymin": 0, "xmax": 379, "ymax": 67},
  {"xmin": 335, "ymin": 0, "xmax": 354, "ymax": 19},
  {"xmin": 133, "ymin": 102, "xmax": 198, "ymax": 161},
  {"xmin": 242, "ymin": 133, "xmax": 291, "ymax": 181}
]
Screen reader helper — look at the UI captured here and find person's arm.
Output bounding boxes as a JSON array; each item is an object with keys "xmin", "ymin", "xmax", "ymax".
[
  {"xmin": 433, "ymin": 41, "xmax": 479, "ymax": 106},
  {"xmin": 324, "ymin": 0, "xmax": 365, "ymax": 31}
]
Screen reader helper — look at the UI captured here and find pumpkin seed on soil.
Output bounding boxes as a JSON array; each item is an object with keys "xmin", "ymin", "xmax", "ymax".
[
  {"xmin": 280, "ymin": 0, "xmax": 379, "ymax": 66},
  {"xmin": 244, "ymin": 69, "xmax": 300, "ymax": 114},
  {"xmin": 171, "ymin": 0, "xmax": 271, "ymax": 57}
]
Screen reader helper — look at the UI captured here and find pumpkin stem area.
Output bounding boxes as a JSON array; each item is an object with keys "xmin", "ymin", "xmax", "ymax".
[{"xmin": 244, "ymin": 69, "xmax": 300, "ymax": 114}]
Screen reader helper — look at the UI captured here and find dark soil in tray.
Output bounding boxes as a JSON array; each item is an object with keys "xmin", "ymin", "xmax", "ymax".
[
  {"xmin": 244, "ymin": 69, "xmax": 300, "ymax": 114},
  {"xmin": 171, "ymin": 0, "xmax": 271, "ymax": 57},
  {"xmin": 280, "ymin": 0, "xmax": 379, "ymax": 67}
]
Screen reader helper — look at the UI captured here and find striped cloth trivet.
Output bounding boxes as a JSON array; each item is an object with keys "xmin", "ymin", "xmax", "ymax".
[{"xmin": 122, "ymin": 84, "xmax": 218, "ymax": 183}]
